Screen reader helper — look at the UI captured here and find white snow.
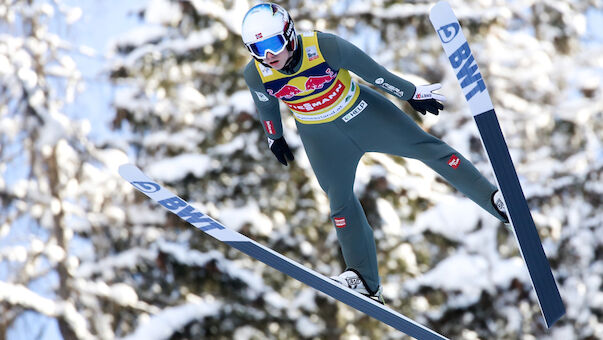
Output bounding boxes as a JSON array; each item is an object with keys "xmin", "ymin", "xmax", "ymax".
[
  {"xmin": 0, "ymin": 282, "xmax": 57, "ymax": 316},
  {"xmin": 232, "ymin": 326, "xmax": 266, "ymax": 340},
  {"xmin": 296, "ymin": 315, "xmax": 325, "ymax": 338},
  {"xmin": 145, "ymin": 0, "xmax": 182, "ymax": 26},
  {"xmin": 218, "ymin": 201, "xmax": 274, "ymax": 236},
  {"xmin": 157, "ymin": 242, "xmax": 267, "ymax": 297},
  {"xmin": 76, "ymin": 247, "xmax": 156, "ymax": 279},
  {"xmin": 405, "ymin": 252, "xmax": 490, "ymax": 307},
  {"xmin": 122, "ymin": 299, "xmax": 222, "ymax": 340},
  {"xmin": 376, "ymin": 198, "xmax": 402, "ymax": 237},
  {"xmin": 411, "ymin": 198, "xmax": 482, "ymax": 240},
  {"xmin": 0, "ymin": 280, "xmax": 96, "ymax": 340},
  {"xmin": 146, "ymin": 153, "xmax": 212, "ymax": 182},
  {"xmin": 92, "ymin": 148, "xmax": 130, "ymax": 174},
  {"xmin": 111, "ymin": 25, "xmax": 167, "ymax": 50}
]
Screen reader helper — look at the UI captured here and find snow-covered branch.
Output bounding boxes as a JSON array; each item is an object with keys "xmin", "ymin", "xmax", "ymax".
[{"xmin": 0, "ymin": 282, "xmax": 95, "ymax": 340}]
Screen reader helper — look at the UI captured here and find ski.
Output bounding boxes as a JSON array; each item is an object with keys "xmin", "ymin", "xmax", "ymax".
[
  {"xmin": 429, "ymin": 1, "xmax": 565, "ymax": 327},
  {"xmin": 118, "ymin": 164, "xmax": 448, "ymax": 340}
]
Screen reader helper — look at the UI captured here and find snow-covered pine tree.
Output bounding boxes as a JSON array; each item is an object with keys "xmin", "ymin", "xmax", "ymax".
[{"xmin": 0, "ymin": 2, "xmax": 135, "ymax": 339}]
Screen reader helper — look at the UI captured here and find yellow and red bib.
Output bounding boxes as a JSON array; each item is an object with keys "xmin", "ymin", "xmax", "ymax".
[{"xmin": 255, "ymin": 31, "xmax": 359, "ymax": 124}]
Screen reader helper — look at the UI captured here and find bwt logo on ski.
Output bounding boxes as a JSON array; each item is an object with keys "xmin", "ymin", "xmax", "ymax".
[
  {"xmin": 157, "ymin": 196, "xmax": 225, "ymax": 232},
  {"xmin": 267, "ymin": 68, "xmax": 337, "ymax": 100},
  {"xmin": 131, "ymin": 181, "xmax": 160, "ymax": 193},
  {"xmin": 437, "ymin": 22, "xmax": 460, "ymax": 43},
  {"xmin": 449, "ymin": 42, "xmax": 486, "ymax": 101}
]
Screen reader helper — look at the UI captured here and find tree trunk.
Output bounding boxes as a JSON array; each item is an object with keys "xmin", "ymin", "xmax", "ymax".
[{"xmin": 47, "ymin": 146, "xmax": 79, "ymax": 340}]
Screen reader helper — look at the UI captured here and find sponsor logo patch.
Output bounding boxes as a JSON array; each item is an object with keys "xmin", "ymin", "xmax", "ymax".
[
  {"xmin": 264, "ymin": 120, "xmax": 275, "ymax": 134},
  {"xmin": 375, "ymin": 77, "xmax": 404, "ymax": 97},
  {"xmin": 448, "ymin": 154, "xmax": 461, "ymax": 169},
  {"xmin": 267, "ymin": 68, "xmax": 337, "ymax": 101},
  {"xmin": 157, "ymin": 195, "xmax": 224, "ymax": 231},
  {"xmin": 448, "ymin": 42, "xmax": 486, "ymax": 101},
  {"xmin": 436, "ymin": 22, "xmax": 460, "ymax": 43},
  {"xmin": 345, "ymin": 277, "xmax": 362, "ymax": 288},
  {"xmin": 255, "ymin": 91, "xmax": 269, "ymax": 102},
  {"xmin": 306, "ymin": 46, "xmax": 319, "ymax": 61},
  {"xmin": 286, "ymin": 80, "xmax": 344, "ymax": 112},
  {"xmin": 342, "ymin": 100, "xmax": 367, "ymax": 122},
  {"xmin": 259, "ymin": 63, "xmax": 273, "ymax": 76},
  {"xmin": 334, "ymin": 217, "xmax": 347, "ymax": 228}
]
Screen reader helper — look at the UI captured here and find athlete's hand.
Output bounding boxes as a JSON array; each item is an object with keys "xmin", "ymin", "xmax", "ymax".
[
  {"xmin": 408, "ymin": 83, "xmax": 446, "ymax": 115},
  {"xmin": 268, "ymin": 137, "xmax": 294, "ymax": 166}
]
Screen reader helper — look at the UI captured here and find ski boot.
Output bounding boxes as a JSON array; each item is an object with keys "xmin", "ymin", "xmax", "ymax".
[
  {"xmin": 331, "ymin": 268, "xmax": 385, "ymax": 304},
  {"xmin": 492, "ymin": 190, "xmax": 511, "ymax": 227}
]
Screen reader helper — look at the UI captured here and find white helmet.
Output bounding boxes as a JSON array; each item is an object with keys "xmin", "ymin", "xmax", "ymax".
[{"xmin": 241, "ymin": 3, "xmax": 297, "ymax": 60}]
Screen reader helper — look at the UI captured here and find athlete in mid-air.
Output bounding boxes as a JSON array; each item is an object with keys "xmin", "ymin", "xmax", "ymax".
[{"xmin": 241, "ymin": 3, "xmax": 508, "ymax": 303}]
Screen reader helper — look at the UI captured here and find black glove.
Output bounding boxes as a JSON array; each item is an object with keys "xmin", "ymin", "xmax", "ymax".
[
  {"xmin": 408, "ymin": 83, "xmax": 445, "ymax": 115},
  {"xmin": 408, "ymin": 98, "xmax": 444, "ymax": 115},
  {"xmin": 269, "ymin": 137, "xmax": 294, "ymax": 166}
]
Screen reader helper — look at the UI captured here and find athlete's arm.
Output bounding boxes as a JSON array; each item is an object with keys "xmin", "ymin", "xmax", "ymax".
[
  {"xmin": 318, "ymin": 32, "xmax": 444, "ymax": 115},
  {"xmin": 243, "ymin": 61, "xmax": 283, "ymax": 139},
  {"xmin": 243, "ymin": 61, "xmax": 294, "ymax": 165},
  {"xmin": 317, "ymin": 32, "xmax": 416, "ymax": 100}
]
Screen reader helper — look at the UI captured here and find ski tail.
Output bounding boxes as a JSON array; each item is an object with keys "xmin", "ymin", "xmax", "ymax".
[
  {"xmin": 429, "ymin": 1, "xmax": 565, "ymax": 328},
  {"xmin": 118, "ymin": 164, "xmax": 449, "ymax": 339}
]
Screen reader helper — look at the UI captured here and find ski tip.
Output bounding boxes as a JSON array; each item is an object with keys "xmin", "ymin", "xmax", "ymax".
[
  {"xmin": 118, "ymin": 163, "xmax": 142, "ymax": 180},
  {"xmin": 430, "ymin": 1, "xmax": 452, "ymax": 15},
  {"xmin": 431, "ymin": 1, "xmax": 451, "ymax": 10},
  {"xmin": 429, "ymin": 1, "xmax": 456, "ymax": 27},
  {"xmin": 118, "ymin": 163, "xmax": 134, "ymax": 174}
]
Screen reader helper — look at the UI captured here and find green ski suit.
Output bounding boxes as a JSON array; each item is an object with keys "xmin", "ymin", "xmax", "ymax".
[{"xmin": 243, "ymin": 31, "xmax": 504, "ymax": 294}]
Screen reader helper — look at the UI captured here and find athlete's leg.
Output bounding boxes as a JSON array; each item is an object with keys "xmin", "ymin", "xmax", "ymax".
[
  {"xmin": 296, "ymin": 121, "xmax": 381, "ymax": 293},
  {"xmin": 343, "ymin": 85, "xmax": 503, "ymax": 221}
]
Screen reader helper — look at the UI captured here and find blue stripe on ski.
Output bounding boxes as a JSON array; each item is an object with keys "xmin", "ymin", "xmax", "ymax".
[
  {"xmin": 225, "ymin": 240, "xmax": 447, "ymax": 340},
  {"xmin": 474, "ymin": 109, "xmax": 565, "ymax": 326}
]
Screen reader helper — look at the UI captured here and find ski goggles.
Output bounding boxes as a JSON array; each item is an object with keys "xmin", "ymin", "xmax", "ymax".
[{"xmin": 245, "ymin": 33, "xmax": 288, "ymax": 59}]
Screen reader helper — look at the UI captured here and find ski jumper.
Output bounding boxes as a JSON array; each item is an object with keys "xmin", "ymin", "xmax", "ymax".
[{"xmin": 243, "ymin": 31, "xmax": 504, "ymax": 294}]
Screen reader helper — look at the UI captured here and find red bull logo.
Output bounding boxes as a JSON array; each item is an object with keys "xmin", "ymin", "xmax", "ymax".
[
  {"xmin": 267, "ymin": 68, "xmax": 337, "ymax": 100},
  {"xmin": 304, "ymin": 68, "xmax": 336, "ymax": 90},
  {"xmin": 268, "ymin": 84, "xmax": 303, "ymax": 99},
  {"xmin": 287, "ymin": 80, "xmax": 345, "ymax": 112}
]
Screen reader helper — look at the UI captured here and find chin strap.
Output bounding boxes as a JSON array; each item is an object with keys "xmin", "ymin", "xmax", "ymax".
[{"xmin": 281, "ymin": 43, "xmax": 301, "ymax": 73}]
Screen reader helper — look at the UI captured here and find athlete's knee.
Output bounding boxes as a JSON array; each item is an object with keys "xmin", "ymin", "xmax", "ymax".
[
  {"xmin": 328, "ymin": 190, "xmax": 355, "ymax": 216},
  {"xmin": 412, "ymin": 137, "xmax": 456, "ymax": 162}
]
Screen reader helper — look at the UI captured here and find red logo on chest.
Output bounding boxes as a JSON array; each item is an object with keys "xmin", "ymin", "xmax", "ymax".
[
  {"xmin": 266, "ymin": 68, "xmax": 337, "ymax": 100},
  {"xmin": 286, "ymin": 80, "xmax": 345, "ymax": 112}
]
